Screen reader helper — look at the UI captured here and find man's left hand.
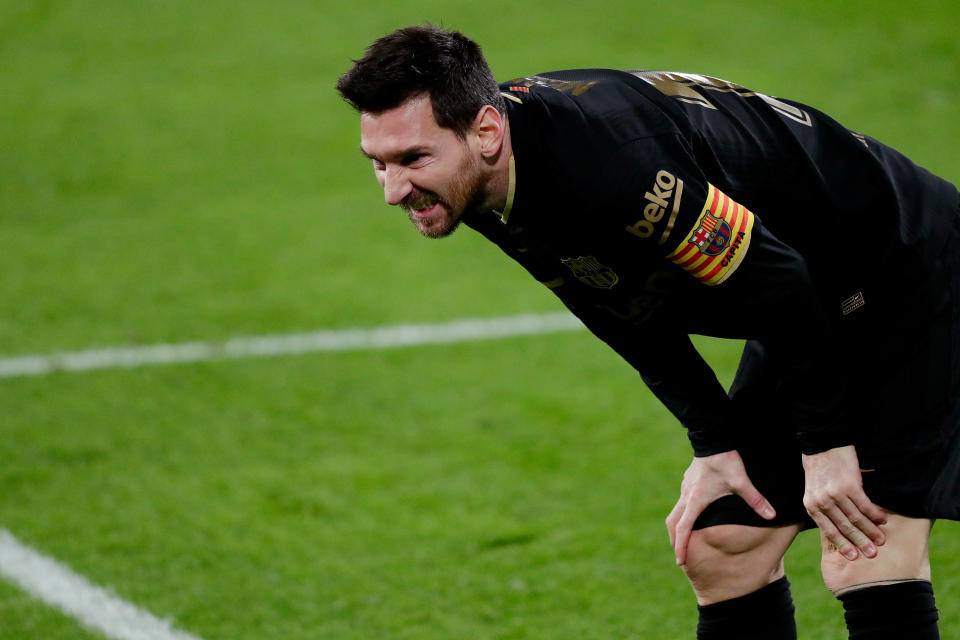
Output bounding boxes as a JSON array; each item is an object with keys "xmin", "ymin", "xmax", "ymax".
[{"xmin": 801, "ymin": 445, "xmax": 887, "ymax": 561}]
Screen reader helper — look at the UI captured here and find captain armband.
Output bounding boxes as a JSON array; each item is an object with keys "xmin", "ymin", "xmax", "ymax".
[{"xmin": 665, "ymin": 184, "xmax": 755, "ymax": 286}]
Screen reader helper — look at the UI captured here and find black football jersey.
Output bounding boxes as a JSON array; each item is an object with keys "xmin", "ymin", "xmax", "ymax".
[{"xmin": 463, "ymin": 69, "xmax": 959, "ymax": 455}]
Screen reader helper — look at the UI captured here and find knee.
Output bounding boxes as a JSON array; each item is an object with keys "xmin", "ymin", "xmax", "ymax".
[
  {"xmin": 683, "ymin": 525, "xmax": 796, "ymax": 605},
  {"xmin": 821, "ymin": 545, "xmax": 932, "ymax": 596},
  {"xmin": 684, "ymin": 525, "xmax": 767, "ymax": 582},
  {"xmin": 689, "ymin": 523, "xmax": 771, "ymax": 557},
  {"xmin": 820, "ymin": 513, "xmax": 932, "ymax": 596}
]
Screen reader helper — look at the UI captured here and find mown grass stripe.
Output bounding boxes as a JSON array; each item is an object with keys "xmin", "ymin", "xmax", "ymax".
[
  {"xmin": 0, "ymin": 312, "xmax": 585, "ymax": 378},
  {"xmin": 0, "ymin": 529, "xmax": 203, "ymax": 640}
]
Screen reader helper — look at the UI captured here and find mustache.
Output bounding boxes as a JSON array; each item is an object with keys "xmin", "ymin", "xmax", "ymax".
[{"xmin": 401, "ymin": 189, "xmax": 441, "ymax": 211}]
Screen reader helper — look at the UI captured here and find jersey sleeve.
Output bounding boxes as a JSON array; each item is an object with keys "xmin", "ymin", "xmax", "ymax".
[
  {"xmin": 588, "ymin": 217, "xmax": 857, "ymax": 456},
  {"xmin": 552, "ymin": 290, "xmax": 740, "ymax": 456},
  {"xmin": 603, "ymin": 133, "xmax": 755, "ymax": 287},
  {"xmin": 632, "ymin": 331, "xmax": 741, "ymax": 456},
  {"xmin": 592, "ymin": 133, "xmax": 855, "ymax": 453}
]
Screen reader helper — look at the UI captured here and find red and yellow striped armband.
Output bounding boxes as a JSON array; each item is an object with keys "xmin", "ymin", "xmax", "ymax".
[{"xmin": 665, "ymin": 184, "xmax": 755, "ymax": 286}]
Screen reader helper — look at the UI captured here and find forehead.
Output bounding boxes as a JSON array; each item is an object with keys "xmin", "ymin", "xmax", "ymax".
[{"xmin": 359, "ymin": 94, "xmax": 455, "ymax": 157}]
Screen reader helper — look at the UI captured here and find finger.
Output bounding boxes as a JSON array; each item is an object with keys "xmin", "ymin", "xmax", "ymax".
[
  {"xmin": 850, "ymin": 493, "xmax": 889, "ymax": 530},
  {"xmin": 808, "ymin": 508, "xmax": 861, "ymax": 561},
  {"xmin": 828, "ymin": 498, "xmax": 877, "ymax": 558},
  {"xmin": 808, "ymin": 500, "xmax": 867, "ymax": 561},
  {"xmin": 733, "ymin": 481, "xmax": 776, "ymax": 521},
  {"xmin": 673, "ymin": 514, "xmax": 693, "ymax": 566},
  {"xmin": 666, "ymin": 501, "xmax": 684, "ymax": 548},
  {"xmin": 672, "ymin": 497, "xmax": 711, "ymax": 566},
  {"xmin": 835, "ymin": 498, "xmax": 884, "ymax": 556}
]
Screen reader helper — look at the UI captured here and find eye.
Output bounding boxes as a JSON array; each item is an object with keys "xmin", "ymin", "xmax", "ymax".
[
  {"xmin": 372, "ymin": 159, "xmax": 385, "ymax": 171},
  {"xmin": 402, "ymin": 153, "xmax": 425, "ymax": 166}
]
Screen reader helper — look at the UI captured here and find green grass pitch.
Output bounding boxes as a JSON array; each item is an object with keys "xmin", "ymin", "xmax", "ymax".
[{"xmin": 1, "ymin": 1, "xmax": 958, "ymax": 638}]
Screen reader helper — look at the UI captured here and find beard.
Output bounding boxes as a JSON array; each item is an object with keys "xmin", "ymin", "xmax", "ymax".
[{"xmin": 402, "ymin": 152, "xmax": 486, "ymax": 239}]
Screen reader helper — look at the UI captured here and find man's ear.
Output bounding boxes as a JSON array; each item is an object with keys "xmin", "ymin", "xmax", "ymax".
[{"xmin": 473, "ymin": 105, "xmax": 505, "ymax": 158}]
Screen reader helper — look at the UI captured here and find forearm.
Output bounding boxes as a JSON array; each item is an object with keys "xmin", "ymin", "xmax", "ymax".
[{"xmin": 567, "ymin": 305, "xmax": 737, "ymax": 454}]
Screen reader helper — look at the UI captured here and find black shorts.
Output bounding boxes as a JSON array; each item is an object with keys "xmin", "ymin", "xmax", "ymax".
[
  {"xmin": 694, "ymin": 210, "xmax": 960, "ymax": 530},
  {"xmin": 694, "ymin": 341, "xmax": 960, "ymax": 530}
]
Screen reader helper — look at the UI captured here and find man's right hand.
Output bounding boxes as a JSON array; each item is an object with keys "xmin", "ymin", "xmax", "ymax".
[{"xmin": 666, "ymin": 450, "xmax": 776, "ymax": 565}]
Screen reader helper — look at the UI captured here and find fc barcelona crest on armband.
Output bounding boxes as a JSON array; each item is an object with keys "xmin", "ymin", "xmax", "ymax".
[
  {"xmin": 666, "ymin": 183, "xmax": 755, "ymax": 286},
  {"xmin": 689, "ymin": 213, "xmax": 732, "ymax": 256},
  {"xmin": 561, "ymin": 256, "xmax": 620, "ymax": 289}
]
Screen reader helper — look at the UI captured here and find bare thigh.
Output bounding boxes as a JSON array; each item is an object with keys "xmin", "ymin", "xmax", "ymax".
[{"xmin": 820, "ymin": 511, "xmax": 933, "ymax": 596}]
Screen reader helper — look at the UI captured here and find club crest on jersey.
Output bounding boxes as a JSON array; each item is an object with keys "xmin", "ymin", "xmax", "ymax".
[
  {"xmin": 561, "ymin": 256, "xmax": 619, "ymax": 289},
  {"xmin": 689, "ymin": 212, "xmax": 732, "ymax": 256},
  {"xmin": 666, "ymin": 184, "xmax": 755, "ymax": 286}
]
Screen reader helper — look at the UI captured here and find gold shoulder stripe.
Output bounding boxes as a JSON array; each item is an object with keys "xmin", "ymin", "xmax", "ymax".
[
  {"xmin": 501, "ymin": 91, "xmax": 523, "ymax": 104},
  {"xmin": 665, "ymin": 184, "xmax": 754, "ymax": 286},
  {"xmin": 496, "ymin": 154, "xmax": 517, "ymax": 223}
]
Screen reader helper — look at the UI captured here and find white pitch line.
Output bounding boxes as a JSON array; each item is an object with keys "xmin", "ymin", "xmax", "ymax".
[
  {"xmin": 0, "ymin": 313, "xmax": 587, "ymax": 635},
  {"xmin": 0, "ymin": 312, "xmax": 585, "ymax": 379},
  {"xmin": 0, "ymin": 529, "xmax": 203, "ymax": 640}
]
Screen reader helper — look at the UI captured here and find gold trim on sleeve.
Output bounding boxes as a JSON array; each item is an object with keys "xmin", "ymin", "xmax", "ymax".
[{"xmin": 495, "ymin": 154, "xmax": 517, "ymax": 223}]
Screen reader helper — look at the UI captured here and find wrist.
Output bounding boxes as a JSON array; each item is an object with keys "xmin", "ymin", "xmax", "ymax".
[
  {"xmin": 797, "ymin": 430, "xmax": 855, "ymax": 456},
  {"xmin": 688, "ymin": 430, "xmax": 737, "ymax": 457}
]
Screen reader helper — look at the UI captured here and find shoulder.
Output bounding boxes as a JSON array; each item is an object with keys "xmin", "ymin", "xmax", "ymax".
[
  {"xmin": 499, "ymin": 69, "xmax": 682, "ymax": 143},
  {"xmin": 499, "ymin": 69, "xmax": 692, "ymax": 205}
]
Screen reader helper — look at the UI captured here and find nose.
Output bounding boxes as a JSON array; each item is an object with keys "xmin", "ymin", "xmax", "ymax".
[{"xmin": 382, "ymin": 165, "xmax": 413, "ymax": 206}]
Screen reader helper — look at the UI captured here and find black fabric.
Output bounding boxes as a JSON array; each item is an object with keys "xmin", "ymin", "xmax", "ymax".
[
  {"xmin": 467, "ymin": 71, "xmax": 960, "ymax": 514},
  {"xmin": 696, "ymin": 576, "xmax": 796, "ymax": 639},
  {"xmin": 692, "ymin": 324, "xmax": 960, "ymax": 528},
  {"xmin": 482, "ymin": 70, "xmax": 959, "ymax": 459},
  {"xmin": 838, "ymin": 581, "xmax": 939, "ymax": 639}
]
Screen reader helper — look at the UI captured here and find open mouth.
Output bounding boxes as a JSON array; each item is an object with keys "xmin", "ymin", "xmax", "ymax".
[{"xmin": 408, "ymin": 201, "xmax": 440, "ymax": 219}]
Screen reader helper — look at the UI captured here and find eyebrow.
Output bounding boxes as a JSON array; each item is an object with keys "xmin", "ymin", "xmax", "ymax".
[{"xmin": 359, "ymin": 145, "xmax": 429, "ymax": 162}]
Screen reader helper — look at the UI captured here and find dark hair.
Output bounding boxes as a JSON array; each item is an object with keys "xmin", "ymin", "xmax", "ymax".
[{"xmin": 336, "ymin": 25, "xmax": 505, "ymax": 138}]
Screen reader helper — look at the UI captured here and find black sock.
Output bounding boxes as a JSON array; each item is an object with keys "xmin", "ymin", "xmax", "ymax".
[
  {"xmin": 696, "ymin": 576, "xmax": 796, "ymax": 639},
  {"xmin": 838, "ymin": 580, "xmax": 939, "ymax": 639}
]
